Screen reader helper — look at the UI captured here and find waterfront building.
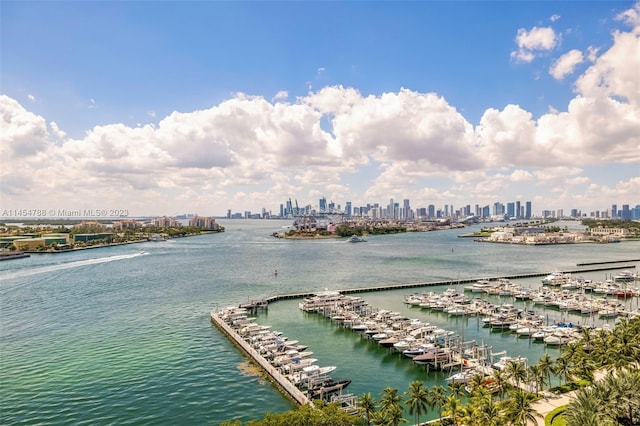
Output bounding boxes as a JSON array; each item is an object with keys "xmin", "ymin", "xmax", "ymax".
[
  {"xmin": 590, "ymin": 227, "xmax": 631, "ymax": 237},
  {"xmin": 188, "ymin": 216, "xmax": 219, "ymax": 230},
  {"xmin": 152, "ymin": 216, "xmax": 181, "ymax": 227},
  {"xmin": 73, "ymin": 233, "xmax": 114, "ymax": 243},
  {"xmin": 113, "ymin": 219, "xmax": 143, "ymax": 230}
]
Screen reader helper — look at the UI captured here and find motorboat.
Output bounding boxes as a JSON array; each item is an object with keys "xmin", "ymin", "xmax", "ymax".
[{"xmin": 348, "ymin": 235, "xmax": 367, "ymax": 243}]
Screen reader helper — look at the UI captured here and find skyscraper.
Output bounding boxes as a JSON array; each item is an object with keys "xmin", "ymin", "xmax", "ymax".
[{"xmin": 403, "ymin": 199, "xmax": 410, "ymax": 219}]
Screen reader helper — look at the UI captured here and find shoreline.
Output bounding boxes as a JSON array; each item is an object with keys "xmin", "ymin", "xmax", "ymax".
[{"xmin": 20, "ymin": 231, "xmax": 221, "ymax": 254}]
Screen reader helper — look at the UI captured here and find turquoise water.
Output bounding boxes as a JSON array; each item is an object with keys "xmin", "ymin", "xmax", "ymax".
[{"xmin": 1, "ymin": 219, "xmax": 638, "ymax": 424}]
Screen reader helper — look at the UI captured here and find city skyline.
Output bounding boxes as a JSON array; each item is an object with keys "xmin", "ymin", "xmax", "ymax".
[
  {"xmin": 1, "ymin": 2, "xmax": 639, "ymax": 217},
  {"xmin": 227, "ymin": 196, "xmax": 638, "ymax": 220}
]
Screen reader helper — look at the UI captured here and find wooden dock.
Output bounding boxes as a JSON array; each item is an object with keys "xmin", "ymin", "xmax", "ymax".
[{"xmin": 210, "ymin": 310, "xmax": 310, "ymax": 406}]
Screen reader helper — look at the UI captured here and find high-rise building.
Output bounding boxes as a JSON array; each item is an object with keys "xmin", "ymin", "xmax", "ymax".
[
  {"xmin": 515, "ymin": 201, "xmax": 521, "ymax": 219},
  {"xmin": 428, "ymin": 204, "xmax": 435, "ymax": 218},
  {"xmin": 612, "ymin": 204, "xmax": 618, "ymax": 218},
  {"xmin": 621, "ymin": 204, "xmax": 630, "ymax": 219},
  {"xmin": 345, "ymin": 202, "xmax": 352, "ymax": 217},
  {"xmin": 507, "ymin": 202, "xmax": 515, "ymax": 218},
  {"xmin": 319, "ymin": 197, "xmax": 327, "ymax": 213},
  {"xmin": 525, "ymin": 201, "xmax": 532, "ymax": 219},
  {"xmin": 403, "ymin": 199, "xmax": 410, "ymax": 219}
]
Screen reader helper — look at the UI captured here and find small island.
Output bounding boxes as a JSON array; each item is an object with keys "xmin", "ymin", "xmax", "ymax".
[
  {"xmin": 273, "ymin": 217, "xmax": 415, "ymax": 240},
  {"xmin": 470, "ymin": 219, "xmax": 640, "ymax": 245}
]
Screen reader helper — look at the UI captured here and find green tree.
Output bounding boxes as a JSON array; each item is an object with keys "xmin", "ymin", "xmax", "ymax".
[
  {"xmin": 378, "ymin": 387, "xmax": 404, "ymax": 425},
  {"xmin": 504, "ymin": 359, "xmax": 527, "ymax": 389},
  {"xmin": 358, "ymin": 393, "xmax": 376, "ymax": 426},
  {"xmin": 491, "ymin": 368, "xmax": 509, "ymax": 400},
  {"xmin": 499, "ymin": 388, "xmax": 541, "ymax": 426},
  {"xmin": 536, "ymin": 353, "xmax": 554, "ymax": 391},
  {"xmin": 553, "ymin": 356, "xmax": 573, "ymax": 385},
  {"xmin": 404, "ymin": 380, "xmax": 429, "ymax": 426},
  {"xmin": 447, "ymin": 380, "xmax": 466, "ymax": 399},
  {"xmin": 443, "ymin": 395, "xmax": 463, "ymax": 426},
  {"xmin": 429, "ymin": 385, "xmax": 447, "ymax": 420}
]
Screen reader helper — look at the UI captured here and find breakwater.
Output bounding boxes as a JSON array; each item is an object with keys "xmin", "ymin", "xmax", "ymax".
[
  {"xmin": 210, "ymin": 309, "xmax": 310, "ymax": 406},
  {"xmin": 240, "ymin": 263, "xmax": 636, "ymax": 309},
  {"xmin": 576, "ymin": 259, "xmax": 639, "ymax": 266}
]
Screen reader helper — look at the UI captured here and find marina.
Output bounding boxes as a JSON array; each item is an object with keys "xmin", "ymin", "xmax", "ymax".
[
  {"xmin": 216, "ymin": 263, "xmax": 638, "ymax": 414},
  {"xmin": 2, "ymin": 219, "xmax": 639, "ymax": 425}
]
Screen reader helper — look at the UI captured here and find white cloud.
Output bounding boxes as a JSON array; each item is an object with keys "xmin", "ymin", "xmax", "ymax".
[
  {"xmin": 511, "ymin": 26, "xmax": 559, "ymax": 62},
  {"xmin": 616, "ymin": 1, "xmax": 640, "ymax": 31},
  {"xmin": 272, "ymin": 91, "xmax": 288, "ymax": 101},
  {"xmin": 575, "ymin": 30, "xmax": 640, "ymax": 105},
  {"xmin": 550, "ymin": 14, "xmax": 561, "ymax": 23},
  {"xmin": 2, "ymin": 4, "xmax": 639, "ymax": 215},
  {"xmin": 586, "ymin": 45, "xmax": 599, "ymax": 62},
  {"xmin": 549, "ymin": 49, "xmax": 584, "ymax": 80},
  {"xmin": 28, "ymin": 94, "xmax": 36, "ymax": 102}
]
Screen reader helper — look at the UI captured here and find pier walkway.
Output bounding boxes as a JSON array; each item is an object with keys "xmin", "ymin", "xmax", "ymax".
[
  {"xmin": 251, "ymin": 263, "xmax": 636, "ymax": 306},
  {"xmin": 210, "ymin": 310, "xmax": 310, "ymax": 406}
]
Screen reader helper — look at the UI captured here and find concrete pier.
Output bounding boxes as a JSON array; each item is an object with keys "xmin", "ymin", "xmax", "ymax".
[
  {"xmin": 210, "ymin": 309, "xmax": 310, "ymax": 406},
  {"xmin": 257, "ymin": 263, "xmax": 637, "ymax": 306}
]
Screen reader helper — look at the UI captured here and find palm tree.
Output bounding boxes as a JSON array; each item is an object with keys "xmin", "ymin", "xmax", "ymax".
[
  {"xmin": 563, "ymin": 386, "xmax": 605, "ymax": 426},
  {"xmin": 447, "ymin": 380, "xmax": 466, "ymax": 399},
  {"xmin": 379, "ymin": 387, "xmax": 403, "ymax": 422},
  {"xmin": 460, "ymin": 404, "xmax": 479, "ymax": 426},
  {"xmin": 404, "ymin": 380, "xmax": 429, "ymax": 426},
  {"xmin": 528, "ymin": 364, "xmax": 545, "ymax": 395},
  {"xmin": 466, "ymin": 373, "xmax": 487, "ymax": 395},
  {"xmin": 429, "ymin": 385, "xmax": 447, "ymax": 420},
  {"xmin": 504, "ymin": 359, "xmax": 527, "ymax": 389},
  {"xmin": 475, "ymin": 396, "xmax": 504, "ymax": 426},
  {"xmin": 385, "ymin": 404, "xmax": 408, "ymax": 426},
  {"xmin": 491, "ymin": 368, "xmax": 508, "ymax": 400},
  {"xmin": 553, "ymin": 355, "xmax": 573, "ymax": 385},
  {"xmin": 580, "ymin": 326, "xmax": 595, "ymax": 353},
  {"xmin": 499, "ymin": 388, "xmax": 541, "ymax": 426},
  {"xmin": 443, "ymin": 395, "xmax": 463, "ymax": 426},
  {"xmin": 358, "ymin": 392, "xmax": 376, "ymax": 426},
  {"xmin": 536, "ymin": 353, "xmax": 554, "ymax": 391}
]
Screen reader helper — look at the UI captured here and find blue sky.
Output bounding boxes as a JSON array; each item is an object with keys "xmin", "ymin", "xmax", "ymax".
[{"xmin": 1, "ymin": 1, "xmax": 639, "ymax": 217}]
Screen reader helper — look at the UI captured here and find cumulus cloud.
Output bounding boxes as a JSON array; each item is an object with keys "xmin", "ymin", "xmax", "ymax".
[
  {"xmin": 0, "ymin": 95, "xmax": 50, "ymax": 159},
  {"xmin": 575, "ymin": 30, "xmax": 640, "ymax": 105},
  {"xmin": 1, "ymin": 3, "xmax": 639, "ymax": 214},
  {"xmin": 511, "ymin": 26, "xmax": 559, "ymax": 62},
  {"xmin": 549, "ymin": 49, "xmax": 584, "ymax": 80}
]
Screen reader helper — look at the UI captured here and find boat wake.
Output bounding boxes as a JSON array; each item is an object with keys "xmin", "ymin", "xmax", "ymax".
[{"xmin": 1, "ymin": 252, "xmax": 146, "ymax": 280}]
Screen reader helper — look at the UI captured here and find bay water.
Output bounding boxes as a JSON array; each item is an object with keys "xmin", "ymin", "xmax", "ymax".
[{"xmin": 1, "ymin": 219, "xmax": 638, "ymax": 424}]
